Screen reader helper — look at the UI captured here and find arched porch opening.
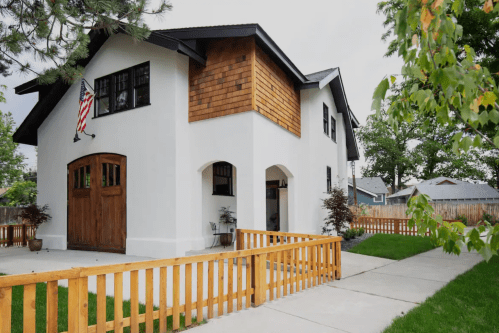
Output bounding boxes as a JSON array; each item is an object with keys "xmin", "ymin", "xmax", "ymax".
[
  {"xmin": 200, "ymin": 161, "xmax": 237, "ymax": 248},
  {"xmin": 265, "ymin": 165, "xmax": 292, "ymax": 233}
]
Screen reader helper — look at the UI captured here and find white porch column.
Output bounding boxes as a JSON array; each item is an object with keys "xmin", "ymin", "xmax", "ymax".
[{"xmin": 237, "ymin": 164, "xmax": 266, "ymax": 231}]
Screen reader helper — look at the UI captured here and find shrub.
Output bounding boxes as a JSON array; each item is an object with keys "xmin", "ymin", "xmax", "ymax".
[
  {"xmin": 322, "ymin": 186, "xmax": 354, "ymax": 235},
  {"xmin": 16, "ymin": 204, "xmax": 51, "ymax": 239},
  {"xmin": 482, "ymin": 212, "xmax": 496, "ymax": 226},
  {"xmin": 342, "ymin": 228, "xmax": 357, "ymax": 241},
  {"xmin": 357, "ymin": 227, "xmax": 365, "ymax": 237},
  {"xmin": 456, "ymin": 214, "xmax": 468, "ymax": 226}
]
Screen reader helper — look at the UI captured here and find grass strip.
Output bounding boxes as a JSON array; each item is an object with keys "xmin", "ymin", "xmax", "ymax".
[
  {"xmin": 383, "ymin": 256, "xmax": 499, "ymax": 332},
  {"xmin": 348, "ymin": 233, "xmax": 437, "ymax": 260},
  {"xmin": 0, "ymin": 273, "xmax": 204, "ymax": 332}
]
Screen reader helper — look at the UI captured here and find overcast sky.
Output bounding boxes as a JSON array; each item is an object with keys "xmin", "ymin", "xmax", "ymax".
[{"xmin": 1, "ymin": 0, "xmax": 403, "ymax": 175}]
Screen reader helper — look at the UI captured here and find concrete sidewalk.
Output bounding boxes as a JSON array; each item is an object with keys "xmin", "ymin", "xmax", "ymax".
[{"xmin": 189, "ymin": 247, "xmax": 483, "ymax": 333}]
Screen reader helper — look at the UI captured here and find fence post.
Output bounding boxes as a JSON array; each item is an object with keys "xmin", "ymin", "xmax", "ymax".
[
  {"xmin": 6, "ymin": 226, "xmax": 13, "ymax": 247},
  {"xmin": 335, "ymin": 241, "xmax": 341, "ymax": 280},
  {"xmin": 251, "ymin": 253, "xmax": 266, "ymax": 307},
  {"xmin": 394, "ymin": 220, "xmax": 400, "ymax": 235},
  {"xmin": 236, "ymin": 229, "xmax": 242, "ymax": 251},
  {"xmin": 22, "ymin": 224, "xmax": 27, "ymax": 247}
]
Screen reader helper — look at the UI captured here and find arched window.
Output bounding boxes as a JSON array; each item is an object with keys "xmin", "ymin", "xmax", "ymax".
[{"xmin": 213, "ymin": 162, "xmax": 233, "ymax": 196}]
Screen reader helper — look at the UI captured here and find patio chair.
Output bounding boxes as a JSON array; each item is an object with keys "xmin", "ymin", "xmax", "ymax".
[{"xmin": 210, "ymin": 222, "xmax": 222, "ymax": 248}]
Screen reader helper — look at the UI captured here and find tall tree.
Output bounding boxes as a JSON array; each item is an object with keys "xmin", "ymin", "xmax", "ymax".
[
  {"xmin": 412, "ymin": 117, "xmax": 486, "ymax": 180},
  {"xmin": 372, "ymin": 0, "xmax": 499, "ymax": 261},
  {"xmin": 0, "ymin": 0, "xmax": 171, "ymax": 83},
  {"xmin": 357, "ymin": 106, "xmax": 419, "ymax": 192},
  {"xmin": 0, "ymin": 87, "xmax": 25, "ymax": 187}
]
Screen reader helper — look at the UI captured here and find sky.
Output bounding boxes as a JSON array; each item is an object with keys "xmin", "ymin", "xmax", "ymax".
[{"xmin": 1, "ymin": 0, "xmax": 404, "ymax": 175}]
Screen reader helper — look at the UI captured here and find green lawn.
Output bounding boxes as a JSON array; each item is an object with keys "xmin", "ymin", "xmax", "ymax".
[
  {"xmin": 383, "ymin": 256, "xmax": 499, "ymax": 333},
  {"xmin": 0, "ymin": 273, "xmax": 203, "ymax": 333},
  {"xmin": 348, "ymin": 234, "xmax": 437, "ymax": 260}
]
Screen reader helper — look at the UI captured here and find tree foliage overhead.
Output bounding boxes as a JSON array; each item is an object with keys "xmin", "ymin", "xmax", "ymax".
[
  {"xmin": 0, "ymin": 0, "xmax": 172, "ymax": 83},
  {"xmin": 0, "ymin": 87, "xmax": 25, "ymax": 187},
  {"xmin": 373, "ymin": 0, "xmax": 499, "ymax": 153},
  {"xmin": 373, "ymin": 0, "xmax": 499, "ymax": 261}
]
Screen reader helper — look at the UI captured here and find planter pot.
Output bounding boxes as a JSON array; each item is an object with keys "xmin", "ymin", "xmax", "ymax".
[
  {"xmin": 219, "ymin": 233, "xmax": 233, "ymax": 247},
  {"xmin": 28, "ymin": 239, "xmax": 42, "ymax": 252}
]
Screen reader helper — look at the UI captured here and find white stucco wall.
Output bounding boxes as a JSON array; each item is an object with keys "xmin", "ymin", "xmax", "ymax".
[{"xmin": 34, "ymin": 34, "xmax": 350, "ymax": 257}]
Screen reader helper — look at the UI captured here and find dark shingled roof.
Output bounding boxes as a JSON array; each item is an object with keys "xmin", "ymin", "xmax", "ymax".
[
  {"xmin": 348, "ymin": 177, "xmax": 388, "ymax": 195},
  {"xmin": 13, "ymin": 24, "xmax": 360, "ymax": 161}
]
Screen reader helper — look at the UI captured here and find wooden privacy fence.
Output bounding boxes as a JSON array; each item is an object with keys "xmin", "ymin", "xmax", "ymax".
[
  {"xmin": 0, "ymin": 229, "xmax": 342, "ymax": 333},
  {"xmin": 0, "ymin": 207, "xmax": 23, "ymax": 225},
  {"xmin": 355, "ymin": 203, "xmax": 499, "ymax": 226},
  {"xmin": 351, "ymin": 217, "xmax": 460, "ymax": 236},
  {"xmin": 0, "ymin": 224, "xmax": 35, "ymax": 248}
]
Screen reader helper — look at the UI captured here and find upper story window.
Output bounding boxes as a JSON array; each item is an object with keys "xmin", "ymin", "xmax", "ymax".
[
  {"xmin": 374, "ymin": 194, "xmax": 383, "ymax": 202},
  {"xmin": 213, "ymin": 162, "xmax": 234, "ymax": 196},
  {"xmin": 95, "ymin": 62, "xmax": 150, "ymax": 117},
  {"xmin": 323, "ymin": 103, "xmax": 329, "ymax": 135},
  {"xmin": 327, "ymin": 166, "xmax": 332, "ymax": 193},
  {"xmin": 331, "ymin": 116, "xmax": 336, "ymax": 142}
]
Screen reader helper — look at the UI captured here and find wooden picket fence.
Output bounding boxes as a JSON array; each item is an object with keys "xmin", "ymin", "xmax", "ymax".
[
  {"xmin": 0, "ymin": 207, "xmax": 23, "ymax": 225},
  {"xmin": 351, "ymin": 217, "xmax": 460, "ymax": 236},
  {"xmin": 354, "ymin": 203, "xmax": 499, "ymax": 226},
  {"xmin": 0, "ymin": 224, "xmax": 36, "ymax": 248},
  {"xmin": 0, "ymin": 229, "xmax": 342, "ymax": 333}
]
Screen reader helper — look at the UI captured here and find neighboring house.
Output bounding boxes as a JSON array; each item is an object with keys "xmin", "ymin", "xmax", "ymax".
[
  {"xmin": 0, "ymin": 188, "xmax": 9, "ymax": 205},
  {"xmin": 386, "ymin": 177, "xmax": 499, "ymax": 205},
  {"xmin": 348, "ymin": 177, "xmax": 388, "ymax": 205},
  {"xmin": 13, "ymin": 24, "xmax": 360, "ymax": 258}
]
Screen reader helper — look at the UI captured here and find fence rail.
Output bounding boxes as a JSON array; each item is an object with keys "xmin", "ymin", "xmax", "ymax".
[
  {"xmin": 0, "ymin": 229, "xmax": 342, "ymax": 333},
  {"xmin": 351, "ymin": 217, "xmax": 460, "ymax": 236},
  {"xmin": 353, "ymin": 203, "xmax": 499, "ymax": 225},
  {"xmin": 0, "ymin": 224, "xmax": 35, "ymax": 248}
]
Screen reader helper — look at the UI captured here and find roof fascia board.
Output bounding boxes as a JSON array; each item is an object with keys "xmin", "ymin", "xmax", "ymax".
[{"xmin": 318, "ymin": 68, "xmax": 339, "ymax": 90}]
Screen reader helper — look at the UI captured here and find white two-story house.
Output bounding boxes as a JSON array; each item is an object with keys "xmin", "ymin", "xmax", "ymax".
[{"xmin": 14, "ymin": 24, "xmax": 360, "ymax": 258}]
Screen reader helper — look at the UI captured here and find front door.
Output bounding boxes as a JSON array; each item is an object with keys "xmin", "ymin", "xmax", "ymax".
[
  {"xmin": 266, "ymin": 180, "xmax": 280, "ymax": 232},
  {"xmin": 68, "ymin": 154, "xmax": 126, "ymax": 253}
]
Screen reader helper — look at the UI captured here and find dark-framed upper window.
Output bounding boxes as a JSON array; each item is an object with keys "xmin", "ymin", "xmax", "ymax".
[
  {"xmin": 323, "ymin": 103, "xmax": 329, "ymax": 135},
  {"xmin": 94, "ymin": 62, "xmax": 150, "ymax": 117},
  {"xmin": 327, "ymin": 166, "xmax": 332, "ymax": 192},
  {"xmin": 331, "ymin": 116, "xmax": 336, "ymax": 142},
  {"xmin": 213, "ymin": 162, "xmax": 234, "ymax": 196}
]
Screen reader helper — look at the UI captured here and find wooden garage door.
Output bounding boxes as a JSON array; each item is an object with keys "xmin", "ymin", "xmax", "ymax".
[{"xmin": 68, "ymin": 154, "xmax": 126, "ymax": 253}]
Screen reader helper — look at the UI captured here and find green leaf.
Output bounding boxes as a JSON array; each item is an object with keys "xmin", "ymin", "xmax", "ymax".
[
  {"xmin": 390, "ymin": 75, "xmax": 396, "ymax": 85},
  {"xmin": 478, "ymin": 111, "xmax": 489, "ymax": 126},
  {"xmin": 473, "ymin": 135, "xmax": 482, "ymax": 147},
  {"xmin": 461, "ymin": 136, "xmax": 473, "ymax": 152},
  {"xmin": 494, "ymin": 136, "xmax": 499, "ymax": 149},
  {"xmin": 489, "ymin": 110, "xmax": 499, "ymax": 124},
  {"xmin": 479, "ymin": 245, "xmax": 494, "ymax": 262},
  {"xmin": 372, "ymin": 78, "xmax": 390, "ymax": 113}
]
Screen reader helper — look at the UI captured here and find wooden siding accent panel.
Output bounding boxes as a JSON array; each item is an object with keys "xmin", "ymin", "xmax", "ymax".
[
  {"xmin": 254, "ymin": 45, "xmax": 301, "ymax": 137},
  {"xmin": 189, "ymin": 37, "xmax": 254, "ymax": 122}
]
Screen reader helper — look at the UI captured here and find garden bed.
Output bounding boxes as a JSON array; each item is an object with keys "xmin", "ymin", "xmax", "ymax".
[{"xmin": 341, "ymin": 233, "xmax": 374, "ymax": 251}]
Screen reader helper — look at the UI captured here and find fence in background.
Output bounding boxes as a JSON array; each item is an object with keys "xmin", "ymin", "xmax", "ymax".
[
  {"xmin": 0, "ymin": 207, "xmax": 23, "ymax": 225},
  {"xmin": 352, "ymin": 203, "xmax": 499, "ymax": 226},
  {"xmin": 0, "ymin": 229, "xmax": 342, "ymax": 333},
  {"xmin": 351, "ymin": 217, "xmax": 460, "ymax": 236},
  {"xmin": 0, "ymin": 224, "xmax": 35, "ymax": 248}
]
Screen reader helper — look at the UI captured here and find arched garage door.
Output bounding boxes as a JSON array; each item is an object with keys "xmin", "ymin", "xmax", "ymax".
[{"xmin": 68, "ymin": 154, "xmax": 126, "ymax": 253}]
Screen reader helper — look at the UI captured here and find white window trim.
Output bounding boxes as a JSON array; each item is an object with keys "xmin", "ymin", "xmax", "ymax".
[{"xmin": 373, "ymin": 194, "xmax": 383, "ymax": 202}]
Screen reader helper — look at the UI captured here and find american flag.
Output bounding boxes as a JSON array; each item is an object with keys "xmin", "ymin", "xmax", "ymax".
[{"xmin": 77, "ymin": 80, "xmax": 94, "ymax": 133}]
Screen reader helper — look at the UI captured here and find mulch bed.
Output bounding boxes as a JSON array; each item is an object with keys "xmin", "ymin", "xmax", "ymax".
[{"xmin": 340, "ymin": 233, "xmax": 374, "ymax": 251}]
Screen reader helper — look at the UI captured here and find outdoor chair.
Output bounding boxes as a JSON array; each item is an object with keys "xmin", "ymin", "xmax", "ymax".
[{"xmin": 209, "ymin": 222, "xmax": 223, "ymax": 248}]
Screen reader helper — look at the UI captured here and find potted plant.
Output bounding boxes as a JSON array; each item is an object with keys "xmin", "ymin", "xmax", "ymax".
[
  {"xmin": 16, "ymin": 204, "xmax": 51, "ymax": 251},
  {"xmin": 218, "ymin": 206, "xmax": 236, "ymax": 246}
]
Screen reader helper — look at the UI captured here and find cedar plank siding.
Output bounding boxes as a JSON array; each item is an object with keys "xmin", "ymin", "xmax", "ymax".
[
  {"xmin": 188, "ymin": 37, "xmax": 301, "ymax": 137},
  {"xmin": 189, "ymin": 37, "xmax": 254, "ymax": 122},
  {"xmin": 254, "ymin": 44, "xmax": 301, "ymax": 137}
]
